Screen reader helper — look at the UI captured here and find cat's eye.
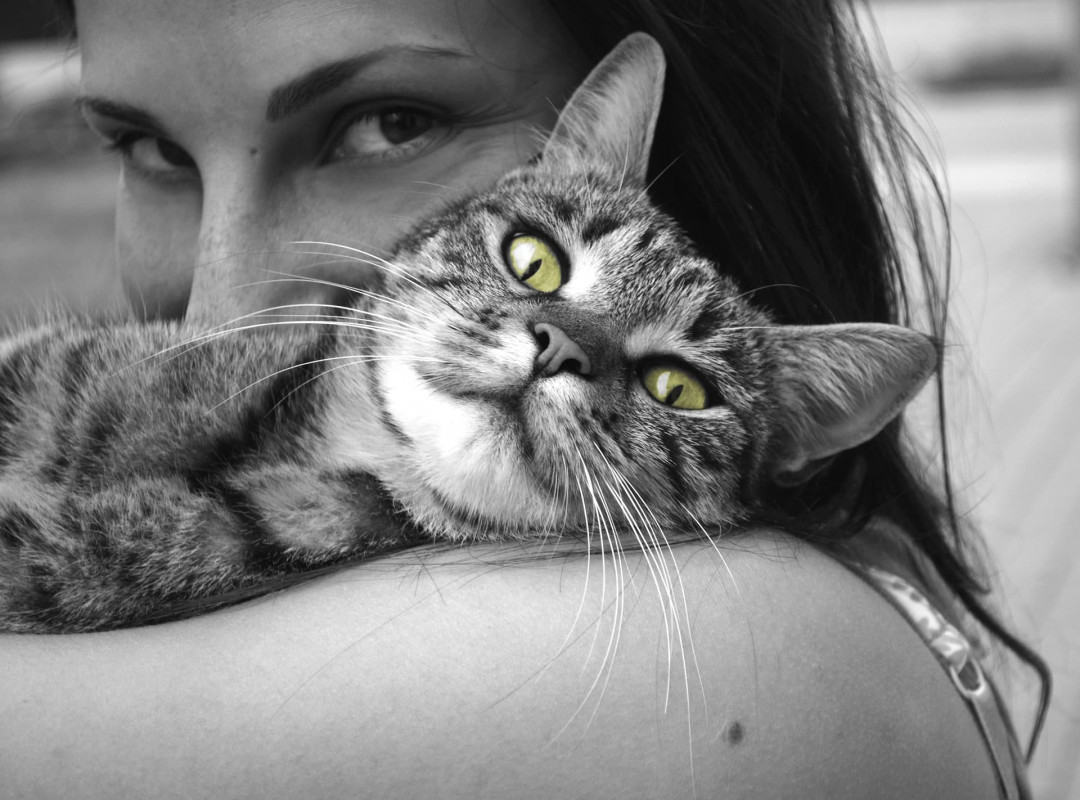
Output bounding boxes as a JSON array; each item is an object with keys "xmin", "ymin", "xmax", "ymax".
[
  {"xmin": 504, "ymin": 234, "xmax": 566, "ymax": 293},
  {"xmin": 642, "ymin": 364, "xmax": 710, "ymax": 410}
]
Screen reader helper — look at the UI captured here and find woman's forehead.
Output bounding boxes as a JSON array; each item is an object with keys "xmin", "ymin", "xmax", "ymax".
[{"xmin": 76, "ymin": 0, "xmax": 584, "ymax": 106}]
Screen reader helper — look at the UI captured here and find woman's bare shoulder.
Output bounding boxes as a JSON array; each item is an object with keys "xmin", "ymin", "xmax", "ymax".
[{"xmin": 0, "ymin": 530, "xmax": 999, "ymax": 799}]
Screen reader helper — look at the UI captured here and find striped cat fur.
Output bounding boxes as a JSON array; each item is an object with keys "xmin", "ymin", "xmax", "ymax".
[{"xmin": 0, "ymin": 35, "xmax": 936, "ymax": 631}]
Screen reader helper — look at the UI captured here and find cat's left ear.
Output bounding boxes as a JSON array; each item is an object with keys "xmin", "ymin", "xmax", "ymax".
[
  {"xmin": 540, "ymin": 32, "xmax": 666, "ymax": 186},
  {"xmin": 765, "ymin": 323, "xmax": 938, "ymax": 487}
]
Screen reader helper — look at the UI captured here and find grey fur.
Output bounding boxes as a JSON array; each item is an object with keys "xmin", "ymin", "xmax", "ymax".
[{"xmin": 0, "ymin": 35, "xmax": 935, "ymax": 632}]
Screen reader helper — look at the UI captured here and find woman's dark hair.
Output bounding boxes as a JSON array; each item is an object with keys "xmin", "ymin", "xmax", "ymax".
[
  {"xmin": 51, "ymin": 0, "xmax": 1049, "ymax": 751},
  {"xmin": 541, "ymin": 0, "xmax": 1049, "ymax": 752}
]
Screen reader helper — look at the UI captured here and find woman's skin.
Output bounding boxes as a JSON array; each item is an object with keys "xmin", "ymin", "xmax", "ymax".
[
  {"xmin": 2, "ymin": 540, "xmax": 1000, "ymax": 798},
  {"xmin": 0, "ymin": 0, "xmax": 1005, "ymax": 795},
  {"xmin": 77, "ymin": 0, "xmax": 592, "ymax": 324}
]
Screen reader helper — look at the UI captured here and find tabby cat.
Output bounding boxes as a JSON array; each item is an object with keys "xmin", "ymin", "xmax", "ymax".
[{"xmin": 0, "ymin": 34, "xmax": 936, "ymax": 632}]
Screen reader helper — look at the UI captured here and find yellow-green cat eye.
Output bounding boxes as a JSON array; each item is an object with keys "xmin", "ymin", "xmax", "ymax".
[
  {"xmin": 504, "ymin": 234, "xmax": 565, "ymax": 293},
  {"xmin": 642, "ymin": 365, "xmax": 709, "ymax": 410}
]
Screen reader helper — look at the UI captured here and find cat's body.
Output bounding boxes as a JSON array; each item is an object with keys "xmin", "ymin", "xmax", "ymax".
[{"xmin": 0, "ymin": 35, "xmax": 936, "ymax": 632}]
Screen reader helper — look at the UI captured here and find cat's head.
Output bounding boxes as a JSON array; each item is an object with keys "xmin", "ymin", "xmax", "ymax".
[{"xmin": 358, "ymin": 34, "xmax": 936, "ymax": 540}]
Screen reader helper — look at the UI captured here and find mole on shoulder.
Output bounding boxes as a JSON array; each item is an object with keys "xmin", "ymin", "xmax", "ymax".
[{"xmin": 724, "ymin": 721, "xmax": 745, "ymax": 746}]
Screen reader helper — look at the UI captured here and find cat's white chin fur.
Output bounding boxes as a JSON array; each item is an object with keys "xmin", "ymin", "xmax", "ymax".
[{"xmin": 378, "ymin": 360, "xmax": 555, "ymax": 535}]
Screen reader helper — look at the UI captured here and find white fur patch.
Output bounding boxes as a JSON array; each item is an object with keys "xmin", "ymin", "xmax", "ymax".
[
  {"xmin": 321, "ymin": 368, "xmax": 396, "ymax": 473},
  {"xmin": 380, "ymin": 360, "xmax": 548, "ymax": 523},
  {"xmin": 560, "ymin": 247, "xmax": 600, "ymax": 301}
]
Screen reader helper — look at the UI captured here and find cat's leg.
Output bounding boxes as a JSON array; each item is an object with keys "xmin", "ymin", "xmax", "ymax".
[
  {"xmin": 0, "ymin": 480, "xmax": 71, "ymax": 633},
  {"xmin": 219, "ymin": 465, "xmax": 418, "ymax": 565},
  {"xmin": 0, "ymin": 476, "xmax": 253, "ymax": 632},
  {"xmin": 0, "ymin": 466, "xmax": 419, "ymax": 632}
]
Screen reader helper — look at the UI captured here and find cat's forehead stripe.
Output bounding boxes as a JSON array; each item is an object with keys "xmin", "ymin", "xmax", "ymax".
[
  {"xmin": 689, "ymin": 308, "xmax": 723, "ymax": 342},
  {"xmin": 579, "ymin": 215, "xmax": 625, "ymax": 244},
  {"xmin": 637, "ymin": 228, "xmax": 658, "ymax": 251},
  {"xmin": 547, "ymin": 196, "xmax": 576, "ymax": 224}
]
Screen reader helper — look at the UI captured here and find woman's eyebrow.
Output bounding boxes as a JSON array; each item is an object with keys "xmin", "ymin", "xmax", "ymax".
[
  {"xmin": 265, "ymin": 45, "xmax": 472, "ymax": 122},
  {"xmin": 74, "ymin": 97, "xmax": 165, "ymax": 134}
]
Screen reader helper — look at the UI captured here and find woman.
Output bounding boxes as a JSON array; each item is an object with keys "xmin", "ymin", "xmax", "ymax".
[{"xmin": 0, "ymin": 0, "xmax": 1047, "ymax": 796}]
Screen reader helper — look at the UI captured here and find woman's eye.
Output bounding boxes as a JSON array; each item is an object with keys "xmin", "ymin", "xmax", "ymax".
[
  {"xmin": 504, "ymin": 234, "xmax": 566, "ymax": 293},
  {"xmin": 328, "ymin": 108, "xmax": 440, "ymax": 163},
  {"xmin": 642, "ymin": 365, "xmax": 710, "ymax": 410},
  {"xmin": 109, "ymin": 134, "xmax": 196, "ymax": 177}
]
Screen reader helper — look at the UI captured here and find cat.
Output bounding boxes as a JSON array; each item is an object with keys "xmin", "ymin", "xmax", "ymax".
[{"xmin": 0, "ymin": 33, "xmax": 936, "ymax": 633}]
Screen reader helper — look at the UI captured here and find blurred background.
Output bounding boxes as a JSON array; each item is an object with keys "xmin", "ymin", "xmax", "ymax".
[{"xmin": 0, "ymin": 1, "xmax": 1077, "ymax": 795}]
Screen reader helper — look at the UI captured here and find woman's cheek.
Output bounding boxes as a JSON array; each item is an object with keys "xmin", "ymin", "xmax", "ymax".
[
  {"xmin": 115, "ymin": 176, "xmax": 202, "ymax": 320},
  {"xmin": 310, "ymin": 175, "xmax": 424, "ymax": 251},
  {"xmin": 309, "ymin": 131, "xmax": 535, "ymax": 253}
]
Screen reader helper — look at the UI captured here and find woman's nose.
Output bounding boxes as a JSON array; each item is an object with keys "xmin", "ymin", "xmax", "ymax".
[{"xmin": 184, "ymin": 175, "xmax": 343, "ymax": 328}]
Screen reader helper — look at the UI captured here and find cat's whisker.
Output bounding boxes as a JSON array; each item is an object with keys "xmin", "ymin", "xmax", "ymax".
[
  {"xmin": 214, "ymin": 311, "xmax": 414, "ymax": 336},
  {"xmin": 586, "ymin": 446, "xmax": 670, "ymax": 579},
  {"xmin": 644, "ymin": 153, "xmax": 683, "ymax": 195},
  {"xmin": 268, "ymin": 256, "xmax": 378, "ymax": 277},
  {"xmin": 568, "ymin": 468, "xmax": 597, "ymax": 644},
  {"xmin": 396, "ymin": 190, "xmax": 455, "ymax": 199},
  {"xmin": 719, "ymin": 325, "xmax": 787, "ymax": 334},
  {"xmin": 291, "ymin": 241, "xmax": 420, "ymax": 287},
  {"xmin": 291, "ymin": 239, "xmax": 395, "ymax": 260},
  {"xmin": 587, "ymin": 447, "xmax": 697, "ymax": 715},
  {"xmin": 235, "ymin": 271, "xmax": 430, "ymax": 318},
  {"xmin": 254, "ymin": 260, "xmax": 447, "ymax": 310},
  {"xmin": 563, "ymin": 446, "xmax": 629, "ymax": 736},
  {"xmin": 557, "ymin": 452, "xmax": 576, "ymax": 536},
  {"xmin": 593, "ymin": 459, "xmax": 703, "ymax": 775},
  {"xmin": 204, "ymin": 353, "xmax": 447, "ymax": 415},
  {"xmin": 561, "ymin": 450, "xmax": 610, "ymax": 673},
  {"xmin": 683, "ymin": 509, "xmax": 741, "ymax": 599},
  {"xmin": 590, "ymin": 462, "xmax": 669, "ymax": 641},
  {"xmin": 126, "ymin": 303, "xmax": 404, "ymax": 368},
  {"xmin": 252, "ymin": 352, "xmax": 452, "ymax": 415},
  {"xmin": 108, "ymin": 307, "xmax": 351, "ymax": 372},
  {"xmin": 139, "ymin": 320, "xmax": 417, "ymax": 374},
  {"xmin": 233, "ymin": 311, "xmax": 424, "ymax": 343},
  {"xmin": 546, "ymin": 452, "xmax": 583, "ymax": 534},
  {"xmin": 185, "ymin": 247, "xmax": 306, "ymax": 272},
  {"xmin": 274, "ymin": 253, "xmax": 399, "ymax": 280},
  {"xmin": 289, "ymin": 245, "xmax": 419, "ymax": 290},
  {"xmin": 288, "ymin": 248, "xmax": 459, "ymax": 316},
  {"xmin": 538, "ymin": 463, "xmax": 631, "ymax": 751},
  {"xmin": 199, "ymin": 313, "xmax": 415, "ymax": 338},
  {"xmin": 676, "ymin": 506, "xmax": 740, "ymax": 691},
  {"xmin": 715, "ymin": 282, "xmax": 824, "ymax": 315},
  {"xmin": 181, "ymin": 302, "xmax": 420, "ymax": 341},
  {"xmin": 616, "ymin": 501, "xmax": 679, "ymax": 685},
  {"xmin": 407, "ymin": 179, "xmax": 454, "ymax": 191},
  {"xmin": 524, "ymin": 470, "xmax": 598, "ymax": 726}
]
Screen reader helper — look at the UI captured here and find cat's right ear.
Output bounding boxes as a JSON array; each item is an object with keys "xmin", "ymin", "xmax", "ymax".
[
  {"xmin": 764, "ymin": 323, "xmax": 938, "ymax": 487},
  {"xmin": 540, "ymin": 32, "xmax": 666, "ymax": 186}
]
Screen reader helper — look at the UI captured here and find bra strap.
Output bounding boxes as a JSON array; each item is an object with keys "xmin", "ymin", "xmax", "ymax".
[{"xmin": 854, "ymin": 564, "xmax": 1031, "ymax": 800}]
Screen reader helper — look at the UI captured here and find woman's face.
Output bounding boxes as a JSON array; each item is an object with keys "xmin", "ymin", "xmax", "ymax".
[{"xmin": 76, "ymin": 0, "xmax": 591, "ymax": 325}]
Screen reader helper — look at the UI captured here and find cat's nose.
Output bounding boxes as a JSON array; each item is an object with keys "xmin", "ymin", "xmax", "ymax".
[{"xmin": 533, "ymin": 323, "xmax": 593, "ymax": 377}]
